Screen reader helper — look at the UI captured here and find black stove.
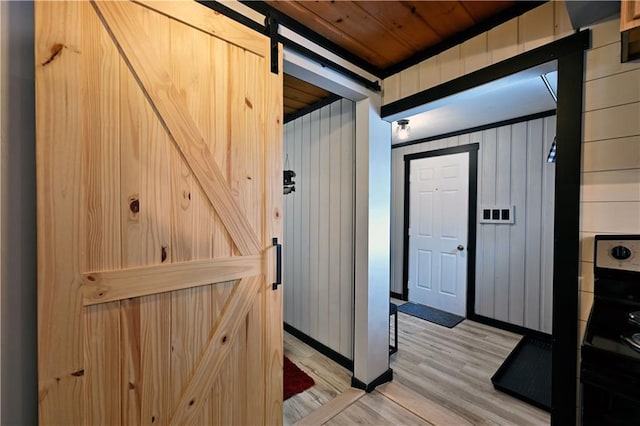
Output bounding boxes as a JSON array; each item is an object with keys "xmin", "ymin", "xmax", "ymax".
[{"xmin": 581, "ymin": 235, "xmax": 640, "ymax": 425}]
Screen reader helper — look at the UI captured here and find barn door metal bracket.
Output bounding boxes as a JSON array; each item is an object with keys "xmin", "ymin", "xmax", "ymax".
[
  {"xmin": 272, "ymin": 237, "xmax": 282, "ymax": 290},
  {"xmin": 265, "ymin": 14, "xmax": 279, "ymax": 74}
]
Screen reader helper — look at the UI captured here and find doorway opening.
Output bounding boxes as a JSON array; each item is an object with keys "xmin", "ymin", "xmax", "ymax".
[
  {"xmin": 397, "ymin": 59, "xmax": 558, "ymax": 335},
  {"xmin": 383, "ymin": 31, "xmax": 588, "ymax": 423}
]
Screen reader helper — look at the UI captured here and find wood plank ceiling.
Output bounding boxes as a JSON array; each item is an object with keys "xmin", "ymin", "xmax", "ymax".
[
  {"xmin": 284, "ymin": 74, "xmax": 334, "ymax": 119},
  {"xmin": 271, "ymin": 1, "xmax": 537, "ymax": 119}
]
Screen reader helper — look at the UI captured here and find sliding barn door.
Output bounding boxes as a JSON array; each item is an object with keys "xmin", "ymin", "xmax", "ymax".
[{"xmin": 35, "ymin": 1, "xmax": 283, "ymax": 424}]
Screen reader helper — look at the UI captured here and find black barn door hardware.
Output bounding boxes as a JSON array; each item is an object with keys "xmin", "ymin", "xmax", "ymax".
[{"xmin": 272, "ymin": 237, "xmax": 282, "ymax": 290}]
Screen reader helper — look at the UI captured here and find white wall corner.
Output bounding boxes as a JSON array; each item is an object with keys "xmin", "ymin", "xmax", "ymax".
[{"xmin": 353, "ymin": 96, "xmax": 392, "ymax": 385}]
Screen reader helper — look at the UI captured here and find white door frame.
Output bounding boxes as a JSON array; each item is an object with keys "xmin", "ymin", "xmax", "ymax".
[{"xmin": 403, "ymin": 144, "xmax": 479, "ymax": 316}]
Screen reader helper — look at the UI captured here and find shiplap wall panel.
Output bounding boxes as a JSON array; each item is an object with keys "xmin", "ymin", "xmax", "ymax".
[
  {"xmin": 488, "ymin": 19, "xmax": 522, "ymax": 65},
  {"xmin": 419, "ymin": 56, "xmax": 440, "ymax": 90},
  {"xmin": 390, "ymin": 117, "xmax": 556, "ymax": 332},
  {"xmin": 524, "ymin": 120, "xmax": 543, "ymax": 330},
  {"xmin": 584, "ymin": 69, "xmax": 640, "ymax": 111},
  {"xmin": 582, "ymin": 136, "xmax": 640, "ymax": 172},
  {"xmin": 400, "ymin": 65, "xmax": 420, "ymax": 100},
  {"xmin": 554, "ymin": 0, "xmax": 574, "ymax": 38},
  {"xmin": 301, "ymin": 114, "xmax": 311, "ymax": 335},
  {"xmin": 283, "ymin": 99, "xmax": 355, "ymax": 359},
  {"xmin": 317, "ymin": 106, "xmax": 330, "ymax": 343},
  {"xmin": 541, "ymin": 118, "xmax": 556, "ymax": 332},
  {"xmin": 581, "ymin": 202, "xmax": 640, "ymax": 233},
  {"xmin": 495, "ymin": 127, "xmax": 512, "ymax": 323},
  {"xmin": 462, "ymin": 33, "xmax": 489, "ymax": 75},
  {"xmin": 509, "ymin": 122, "xmax": 527, "ymax": 327},
  {"xmin": 519, "ymin": 3, "xmax": 555, "ymax": 51},
  {"xmin": 309, "ymin": 109, "xmax": 320, "ymax": 338},
  {"xmin": 584, "ymin": 102, "xmax": 640, "ymax": 142},
  {"xmin": 328, "ymin": 102, "xmax": 342, "ymax": 350},
  {"xmin": 586, "ymin": 41, "xmax": 640, "ymax": 81},
  {"xmin": 581, "ymin": 170, "xmax": 640, "ymax": 202},
  {"xmin": 339, "ymin": 102, "xmax": 354, "ymax": 356},
  {"xmin": 478, "ymin": 129, "xmax": 496, "ymax": 317},
  {"xmin": 384, "ymin": 73, "xmax": 401, "ymax": 105},
  {"xmin": 439, "ymin": 45, "xmax": 463, "ymax": 83},
  {"xmin": 293, "ymin": 118, "xmax": 303, "ymax": 333}
]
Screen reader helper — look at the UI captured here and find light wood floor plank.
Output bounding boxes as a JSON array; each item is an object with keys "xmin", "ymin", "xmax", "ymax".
[
  {"xmin": 294, "ymin": 388, "xmax": 364, "ymax": 426},
  {"xmin": 377, "ymin": 381, "xmax": 473, "ymax": 426},
  {"xmin": 326, "ymin": 391, "xmax": 431, "ymax": 426}
]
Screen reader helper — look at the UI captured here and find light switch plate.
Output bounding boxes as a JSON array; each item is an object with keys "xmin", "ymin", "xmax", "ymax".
[{"xmin": 480, "ymin": 205, "xmax": 515, "ymax": 224}]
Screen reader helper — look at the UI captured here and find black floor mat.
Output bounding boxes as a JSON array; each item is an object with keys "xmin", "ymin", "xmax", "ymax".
[
  {"xmin": 491, "ymin": 335, "xmax": 552, "ymax": 411},
  {"xmin": 397, "ymin": 302, "xmax": 464, "ymax": 328}
]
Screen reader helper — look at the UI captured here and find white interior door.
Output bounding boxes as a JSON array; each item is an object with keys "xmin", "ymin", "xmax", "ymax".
[{"xmin": 408, "ymin": 153, "xmax": 469, "ymax": 316}]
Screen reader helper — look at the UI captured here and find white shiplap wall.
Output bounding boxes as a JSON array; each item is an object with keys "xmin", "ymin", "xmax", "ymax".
[
  {"xmin": 283, "ymin": 98, "xmax": 355, "ymax": 359},
  {"xmin": 391, "ymin": 116, "xmax": 556, "ymax": 333},
  {"xmin": 579, "ymin": 17, "xmax": 640, "ymax": 347},
  {"xmin": 383, "ymin": 0, "xmax": 640, "ymax": 405}
]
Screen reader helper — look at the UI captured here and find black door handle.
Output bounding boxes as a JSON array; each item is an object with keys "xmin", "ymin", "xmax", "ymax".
[{"xmin": 272, "ymin": 237, "xmax": 282, "ymax": 290}]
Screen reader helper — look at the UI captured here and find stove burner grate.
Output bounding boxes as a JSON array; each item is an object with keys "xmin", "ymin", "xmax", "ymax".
[{"xmin": 622, "ymin": 333, "xmax": 640, "ymax": 352}]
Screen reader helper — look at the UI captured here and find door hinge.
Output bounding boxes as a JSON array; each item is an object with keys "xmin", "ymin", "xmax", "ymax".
[{"xmin": 272, "ymin": 237, "xmax": 282, "ymax": 290}]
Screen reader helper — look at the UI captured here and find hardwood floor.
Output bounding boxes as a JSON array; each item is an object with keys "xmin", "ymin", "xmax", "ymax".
[
  {"xmin": 283, "ymin": 333, "xmax": 352, "ymax": 425},
  {"xmin": 284, "ymin": 310, "xmax": 550, "ymax": 425}
]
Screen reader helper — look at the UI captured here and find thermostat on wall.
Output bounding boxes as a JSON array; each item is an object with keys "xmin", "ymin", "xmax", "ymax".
[{"xmin": 480, "ymin": 205, "xmax": 515, "ymax": 224}]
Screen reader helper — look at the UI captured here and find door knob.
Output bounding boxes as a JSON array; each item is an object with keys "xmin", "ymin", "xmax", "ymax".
[{"xmin": 457, "ymin": 245, "xmax": 464, "ymax": 251}]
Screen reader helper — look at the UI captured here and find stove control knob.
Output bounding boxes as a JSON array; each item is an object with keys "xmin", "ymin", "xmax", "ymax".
[{"xmin": 611, "ymin": 245, "xmax": 632, "ymax": 260}]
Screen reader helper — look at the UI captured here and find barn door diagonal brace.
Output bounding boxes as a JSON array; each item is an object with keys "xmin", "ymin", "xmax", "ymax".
[
  {"xmin": 272, "ymin": 237, "xmax": 282, "ymax": 290},
  {"xmin": 266, "ymin": 13, "xmax": 279, "ymax": 74}
]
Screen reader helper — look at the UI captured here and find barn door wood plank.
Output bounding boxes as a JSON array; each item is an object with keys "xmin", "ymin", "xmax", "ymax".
[
  {"xmin": 264, "ymin": 42, "xmax": 285, "ymax": 425},
  {"xmin": 82, "ymin": 255, "xmax": 262, "ymax": 305},
  {"xmin": 132, "ymin": 0, "xmax": 268, "ymax": 57},
  {"xmin": 92, "ymin": 0, "xmax": 262, "ymax": 256},
  {"xmin": 169, "ymin": 275, "xmax": 262, "ymax": 425},
  {"xmin": 118, "ymin": 5, "xmax": 173, "ymax": 423},
  {"xmin": 35, "ymin": 2, "xmax": 85, "ymax": 423},
  {"xmin": 81, "ymin": 1, "xmax": 122, "ymax": 424},
  {"xmin": 167, "ymin": 16, "xmax": 216, "ymax": 426}
]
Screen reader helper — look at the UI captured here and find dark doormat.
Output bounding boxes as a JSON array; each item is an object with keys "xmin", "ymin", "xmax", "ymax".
[
  {"xmin": 491, "ymin": 335, "xmax": 551, "ymax": 412},
  {"xmin": 397, "ymin": 302, "xmax": 464, "ymax": 328}
]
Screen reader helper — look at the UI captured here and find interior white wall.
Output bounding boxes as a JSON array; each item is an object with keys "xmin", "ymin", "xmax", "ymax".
[
  {"xmin": 283, "ymin": 99, "xmax": 355, "ymax": 359},
  {"xmin": 0, "ymin": 1, "xmax": 37, "ymax": 424}
]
